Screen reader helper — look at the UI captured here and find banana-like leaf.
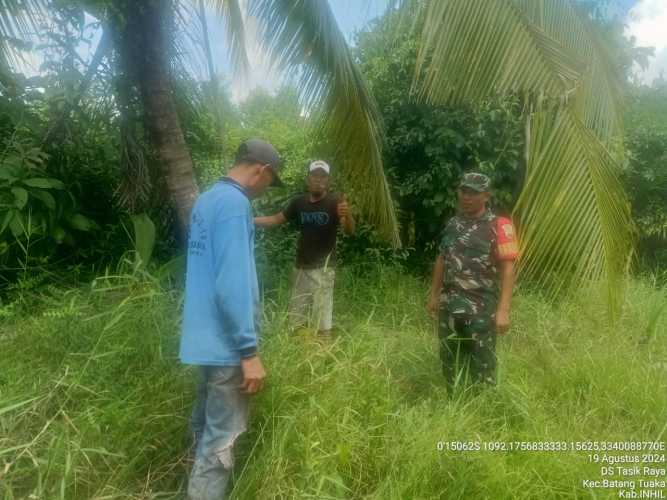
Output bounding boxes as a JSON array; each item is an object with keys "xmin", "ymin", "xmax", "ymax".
[
  {"xmin": 249, "ymin": 0, "xmax": 399, "ymax": 244},
  {"xmin": 131, "ymin": 212, "xmax": 156, "ymax": 268},
  {"xmin": 414, "ymin": 0, "xmax": 633, "ymax": 307}
]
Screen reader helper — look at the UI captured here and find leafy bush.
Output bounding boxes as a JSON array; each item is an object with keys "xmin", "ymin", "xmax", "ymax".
[
  {"xmin": 0, "ymin": 141, "xmax": 96, "ymax": 276},
  {"xmin": 355, "ymin": 11, "xmax": 524, "ymax": 261},
  {"xmin": 624, "ymin": 83, "xmax": 667, "ymax": 268}
]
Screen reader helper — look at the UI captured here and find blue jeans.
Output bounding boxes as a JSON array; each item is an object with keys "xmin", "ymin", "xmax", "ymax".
[{"xmin": 188, "ymin": 366, "xmax": 249, "ymax": 500}]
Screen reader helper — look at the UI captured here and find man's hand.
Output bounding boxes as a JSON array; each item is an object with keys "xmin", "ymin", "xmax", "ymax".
[
  {"xmin": 495, "ymin": 308, "xmax": 511, "ymax": 335},
  {"xmin": 240, "ymin": 356, "xmax": 266, "ymax": 394},
  {"xmin": 337, "ymin": 195, "xmax": 349, "ymax": 219},
  {"xmin": 254, "ymin": 213, "xmax": 286, "ymax": 228},
  {"xmin": 428, "ymin": 255, "xmax": 445, "ymax": 320},
  {"xmin": 496, "ymin": 260, "xmax": 514, "ymax": 335},
  {"xmin": 426, "ymin": 295, "xmax": 440, "ymax": 319}
]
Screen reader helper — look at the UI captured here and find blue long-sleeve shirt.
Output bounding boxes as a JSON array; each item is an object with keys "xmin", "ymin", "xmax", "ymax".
[{"xmin": 179, "ymin": 178, "xmax": 259, "ymax": 366}]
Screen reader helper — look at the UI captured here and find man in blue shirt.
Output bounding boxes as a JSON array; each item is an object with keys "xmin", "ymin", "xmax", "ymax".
[{"xmin": 180, "ymin": 138, "xmax": 282, "ymax": 500}]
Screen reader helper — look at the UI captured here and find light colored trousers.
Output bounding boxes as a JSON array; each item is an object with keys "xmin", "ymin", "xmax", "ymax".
[
  {"xmin": 288, "ymin": 267, "xmax": 335, "ymax": 332},
  {"xmin": 188, "ymin": 366, "xmax": 249, "ymax": 500}
]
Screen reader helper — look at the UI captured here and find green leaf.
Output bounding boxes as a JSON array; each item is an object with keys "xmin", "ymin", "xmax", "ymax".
[
  {"xmin": 103, "ymin": 309, "xmax": 126, "ymax": 332},
  {"xmin": 22, "ymin": 177, "xmax": 65, "ymax": 189},
  {"xmin": 30, "ymin": 189, "xmax": 56, "ymax": 210},
  {"xmin": 1, "ymin": 209, "xmax": 15, "ymax": 234},
  {"xmin": 27, "ymin": 214, "xmax": 43, "ymax": 235},
  {"xmin": 0, "ymin": 167, "xmax": 18, "ymax": 182},
  {"xmin": 0, "ymin": 396, "xmax": 41, "ymax": 417},
  {"xmin": 414, "ymin": 0, "xmax": 624, "ymax": 145},
  {"xmin": 0, "ymin": 0, "xmax": 47, "ymax": 67},
  {"xmin": 208, "ymin": 0, "xmax": 250, "ymax": 76},
  {"xmin": 11, "ymin": 186, "xmax": 28, "ymax": 209},
  {"xmin": 156, "ymin": 254, "xmax": 186, "ymax": 281},
  {"xmin": 9, "ymin": 211, "xmax": 25, "ymax": 237},
  {"xmin": 131, "ymin": 213, "xmax": 156, "ymax": 268},
  {"xmin": 514, "ymin": 108, "xmax": 633, "ymax": 313},
  {"xmin": 68, "ymin": 213, "xmax": 95, "ymax": 231},
  {"xmin": 1, "ymin": 154, "xmax": 22, "ymax": 170},
  {"xmin": 52, "ymin": 226, "xmax": 66, "ymax": 243}
]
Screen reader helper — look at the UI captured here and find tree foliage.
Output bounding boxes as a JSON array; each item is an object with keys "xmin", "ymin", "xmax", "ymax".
[
  {"xmin": 412, "ymin": 0, "xmax": 635, "ymax": 309},
  {"xmin": 0, "ymin": 13, "xmax": 120, "ymax": 281},
  {"xmin": 624, "ymin": 83, "xmax": 667, "ymax": 267},
  {"xmin": 250, "ymin": 0, "xmax": 398, "ymax": 244},
  {"xmin": 0, "ymin": 0, "xmax": 663, "ymax": 300},
  {"xmin": 355, "ymin": 12, "xmax": 524, "ymax": 259}
]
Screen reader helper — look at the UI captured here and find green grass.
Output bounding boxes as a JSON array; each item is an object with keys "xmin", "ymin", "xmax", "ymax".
[{"xmin": 0, "ymin": 265, "xmax": 665, "ymax": 499}]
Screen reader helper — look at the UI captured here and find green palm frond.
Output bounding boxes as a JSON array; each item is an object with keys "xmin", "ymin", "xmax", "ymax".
[
  {"xmin": 249, "ymin": 0, "xmax": 399, "ymax": 244},
  {"xmin": 0, "ymin": 0, "xmax": 45, "ymax": 68},
  {"xmin": 414, "ymin": 0, "xmax": 633, "ymax": 308},
  {"xmin": 173, "ymin": 0, "xmax": 207, "ymax": 77},
  {"xmin": 414, "ymin": 0, "xmax": 583, "ymax": 105},
  {"xmin": 515, "ymin": 107, "xmax": 633, "ymax": 309},
  {"xmin": 514, "ymin": 0, "xmax": 625, "ymax": 145},
  {"xmin": 207, "ymin": 0, "xmax": 250, "ymax": 78}
]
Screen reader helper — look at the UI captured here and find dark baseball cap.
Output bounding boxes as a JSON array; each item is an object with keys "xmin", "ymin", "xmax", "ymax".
[{"xmin": 235, "ymin": 138, "xmax": 283, "ymax": 187}]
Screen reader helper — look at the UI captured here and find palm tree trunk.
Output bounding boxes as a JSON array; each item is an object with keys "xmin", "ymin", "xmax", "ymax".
[{"xmin": 124, "ymin": 0, "xmax": 199, "ymax": 239}]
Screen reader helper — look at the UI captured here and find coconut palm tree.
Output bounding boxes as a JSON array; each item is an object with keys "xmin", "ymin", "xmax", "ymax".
[
  {"xmin": 109, "ymin": 0, "xmax": 401, "ymax": 244},
  {"xmin": 411, "ymin": 0, "xmax": 634, "ymax": 309},
  {"xmin": 1, "ymin": 0, "xmax": 635, "ymax": 307},
  {"xmin": 108, "ymin": 0, "xmax": 202, "ymax": 237},
  {"xmin": 1, "ymin": 0, "xmax": 398, "ymax": 243}
]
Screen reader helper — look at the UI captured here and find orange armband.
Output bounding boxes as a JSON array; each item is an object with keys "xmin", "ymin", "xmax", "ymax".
[{"xmin": 496, "ymin": 216, "xmax": 519, "ymax": 260}]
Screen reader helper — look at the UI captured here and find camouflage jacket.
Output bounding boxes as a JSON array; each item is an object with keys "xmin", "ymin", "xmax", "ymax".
[{"xmin": 439, "ymin": 210, "xmax": 517, "ymax": 318}]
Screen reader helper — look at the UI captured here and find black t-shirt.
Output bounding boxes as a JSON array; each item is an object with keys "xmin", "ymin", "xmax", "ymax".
[{"xmin": 283, "ymin": 193, "xmax": 340, "ymax": 269}]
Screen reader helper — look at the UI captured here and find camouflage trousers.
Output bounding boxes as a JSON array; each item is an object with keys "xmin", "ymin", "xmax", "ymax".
[{"xmin": 438, "ymin": 310, "xmax": 497, "ymax": 390}]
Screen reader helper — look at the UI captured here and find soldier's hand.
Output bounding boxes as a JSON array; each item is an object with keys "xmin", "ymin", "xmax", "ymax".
[
  {"xmin": 426, "ymin": 295, "xmax": 439, "ymax": 319},
  {"xmin": 337, "ymin": 195, "xmax": 349, "ymax": 219},
  {"xmin": 240, "ymin": 355, "xmax": 266, "ymax": 394},
  {"xmin": 495, "ymin": 309, "xmax": 511, "ymax": 335}
]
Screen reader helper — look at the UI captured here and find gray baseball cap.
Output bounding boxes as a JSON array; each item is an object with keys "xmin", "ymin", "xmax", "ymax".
[
  {"xmin": 308, "ymin": 160, "xmax": 330, "ymax": 174},
  {"xmin": 459, "ymin": 172, "xmax": 491, "ymax": 192},
  {"xmin": 235, "ymin": 138, "xmax": 283, "ymax": 187}
]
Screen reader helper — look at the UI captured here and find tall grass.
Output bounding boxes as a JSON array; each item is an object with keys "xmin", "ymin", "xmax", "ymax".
[{"xmin": 0, "ymin": 265, "xmax": 665, "ymax": 499}]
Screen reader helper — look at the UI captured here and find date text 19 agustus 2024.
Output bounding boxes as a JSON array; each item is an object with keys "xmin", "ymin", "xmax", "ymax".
[{"xmin": 435, "ymin": 441, "xmax": 666, "ymax": 498}]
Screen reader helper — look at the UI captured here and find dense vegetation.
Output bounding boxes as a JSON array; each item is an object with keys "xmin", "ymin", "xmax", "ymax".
[
  {"xmin": 1, "ymin": 1, "xmax": 665, "ymax": 499},
  {"xmin": 1, "ymin": 3, "xmax": 665, "ymax": 285},
  {"xmin": 1, "ymin": 265, "xmax": 665, "ymax": 499}
]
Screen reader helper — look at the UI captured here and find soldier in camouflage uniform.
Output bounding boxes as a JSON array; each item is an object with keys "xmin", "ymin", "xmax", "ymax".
[{"xmin": 427, "ymin": 173, "xmax": 518, "ymax": 391}]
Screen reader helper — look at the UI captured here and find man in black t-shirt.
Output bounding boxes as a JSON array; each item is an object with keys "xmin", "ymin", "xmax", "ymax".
[{"xmin": 255, "ymin": 160, "xmax": 355, "ymax": 337}]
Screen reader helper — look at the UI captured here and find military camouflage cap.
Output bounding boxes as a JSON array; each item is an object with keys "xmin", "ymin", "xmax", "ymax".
[{"xmin": 459, "ymin": 172, "xmax": 491, "ymax": 192}]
